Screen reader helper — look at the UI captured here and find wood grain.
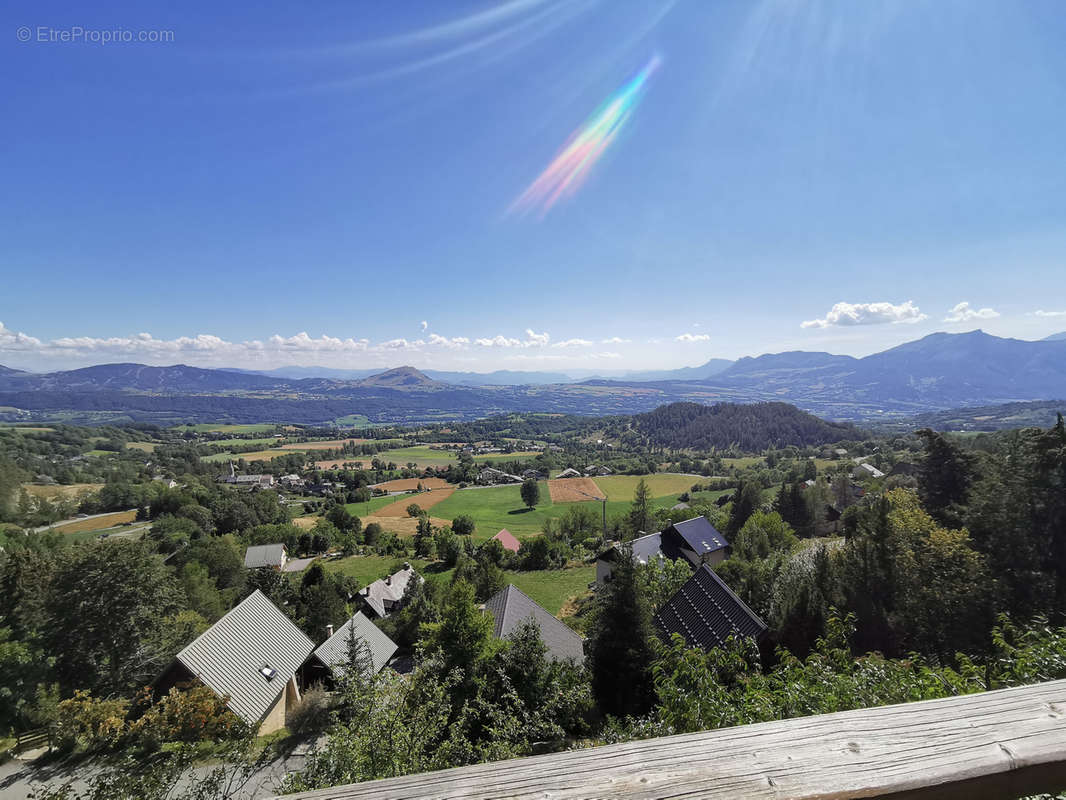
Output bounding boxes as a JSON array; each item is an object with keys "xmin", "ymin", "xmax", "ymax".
[{"xmin": 273, "ymin": 679, "xmax": 1066, "ymax": 800}]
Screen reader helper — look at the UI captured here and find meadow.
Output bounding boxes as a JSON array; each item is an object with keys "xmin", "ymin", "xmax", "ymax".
[
  {"xmin": 471, "ymin": 451, "xmax": 541, "ymax": 463},
  {"xmin": 423, "ymin": 476, "xmax": 689, "ymax": 541},
  {"xmin": 202, "ymin": 448, "xmax": 301, "ymax": 463},
  {"xmin": 321, "ymin": 554, "xmax": 594, "ymax": 615},
  {"xmin": 174, "ymin": 423, "xmax": 281, "ymax": 434}
]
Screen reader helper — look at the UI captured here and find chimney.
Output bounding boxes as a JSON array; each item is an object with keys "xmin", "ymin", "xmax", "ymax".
[
  {"xmin": 403, "ymin": 561, "xmax": 411, "ymax": 570},
  {"xmin": 385, "ymin": 575, "xmax": 392, "ymax": 585},
  {"xmin": 325, "ymin": 624, "xmax": 334, "ymax": 638}
]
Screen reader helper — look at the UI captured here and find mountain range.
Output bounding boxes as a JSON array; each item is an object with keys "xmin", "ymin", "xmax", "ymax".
[{"xmin": 1, "ymin": 330, "xmax": 1064, "ymax": 425}]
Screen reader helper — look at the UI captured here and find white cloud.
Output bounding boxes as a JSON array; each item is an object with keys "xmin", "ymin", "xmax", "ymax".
[
  {"xmin": 944, "ymin": 302, "xmax": 999, "ymax": 323},
  {"xmin": 0, "ymin": 322, "xmax": 45, "ymax": 351},
  {"xmin": 473, "ymin": 329, "xmax": 551, "ymax": 348},
  {"xmin": 675, "ymin": 332, "xmax": 711, "ymax": 343},
  {"xmin": 427, "ymin": 333, "xmax": 469, "ymax": 349},
  {"xmin": 420, "ymin": 320, "xmax": 428, "ymax": 331},
  {"xmin": 601, "ymin": 336, "xmax": 630, "ymax": 344},
  {"xmin": 552, "ymin": 338, "xmax": 593, "ymax": 348},
  {"xmin": 801, "ymin": 301, "xmax": 926, "ymax": 329},
  {"xmin": 1035, "ymin": 309, "xmax": 1066, "ymax": 317}
]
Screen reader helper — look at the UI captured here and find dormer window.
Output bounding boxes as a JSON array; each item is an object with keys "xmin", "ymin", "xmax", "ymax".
[{"xmin": 260, "ymin": 665, "xmax": 277, "ymax": 680}]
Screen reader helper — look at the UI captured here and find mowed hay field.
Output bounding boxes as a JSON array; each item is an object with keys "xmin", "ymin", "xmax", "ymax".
[
  {"xmin": 281, "ymin": 438, "xmax": 372, "ymax": 451},
  {"xmin": 548, "ymin": 477, "xmax": 604, "ymax": 503},
  {"xmin": 430, "ymin": 474, "xmax": 695, "ymax": 541},
  {"xmin": 203, "ymin": 448, "xmax": 299, "ymax": 463},
  {"xmin": 51, "ymin": 510, "xmax": 137, "ymax": 533},
  {"xmin": 361, "ymin": 515, "xmax": 450, "ymax": 537},
  {"xmin": 374, "ymin": 488, "xmax": 457, "ymax": 517},
  {"xmin": 594, "ymin": 474, "xmax": 698, "ymax": 500}
]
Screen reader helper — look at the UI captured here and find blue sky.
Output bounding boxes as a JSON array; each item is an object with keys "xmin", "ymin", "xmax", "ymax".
[{"xmin": 2, "ymin": 0, "xmax": 1064, "ymax": 373}]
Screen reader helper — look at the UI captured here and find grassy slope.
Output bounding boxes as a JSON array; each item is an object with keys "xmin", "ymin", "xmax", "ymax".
[{"xmin": 322, "ymin": 554, "xmax": 593, "ymax": 616}]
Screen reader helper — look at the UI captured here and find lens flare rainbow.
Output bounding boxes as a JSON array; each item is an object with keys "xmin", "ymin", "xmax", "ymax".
[{"xmin": 509, "ymin": 54, "xmax": 661, "ymax": 217}]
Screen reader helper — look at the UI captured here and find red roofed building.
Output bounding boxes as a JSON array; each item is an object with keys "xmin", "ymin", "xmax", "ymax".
[{"xmin": 491, "ymin": 528, "xmax": 521, "ymax": 553}]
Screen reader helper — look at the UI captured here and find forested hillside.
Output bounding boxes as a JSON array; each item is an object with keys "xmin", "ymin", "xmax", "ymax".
[{"xmin": 626, "ymin": 402, "xmax": 860, "ymax": 451}]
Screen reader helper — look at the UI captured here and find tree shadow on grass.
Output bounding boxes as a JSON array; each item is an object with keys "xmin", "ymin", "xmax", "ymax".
[{"xmin": 507, "ymin": 508, "xmax": 535, "ymax": 515}]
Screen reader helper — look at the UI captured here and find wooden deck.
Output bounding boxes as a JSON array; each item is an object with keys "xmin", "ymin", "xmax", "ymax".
[{"xmin": 274, "ymin": 678, "xmax": 1066, "ymax": 799}]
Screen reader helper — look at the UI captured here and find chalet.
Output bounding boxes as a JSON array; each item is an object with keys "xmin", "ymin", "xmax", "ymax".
[
  {"xmin": 303, "ymin": 612, "xmax": 398, "ymax": 685},
  {"xmin": 655, "ymin": 564, "xmax": 767, "ymax": 651},
  {"xmin": 490, "ymin": 528, "xmax": 521, "ymax": 553},
  {"xmin": 477, "ymin": 466, "xmax": 522, "ymax": 485},
  {"xmin": 595, "ymin": 517, "xmax": 730, "ymax": 586},
  {"xmin": 279, "ymin": 474, "xmax": 306, "ymax": 489},
  {"xmin": 555, "ymin": 467, "xmax": 583, "ymax": 479},
  {"xmin": 155, "ymin": 590, "xmax": 314, "ymax": 735},
  {"xmin": 585, "ymin": 465, "xmax": 613, "ymax": 477},
  {"xmin": 357, "ymin": 563, "xmax": 422, "ymax": 618},
  {"xmin": 482, "ymin": 585, "xmax": 584, "ymax": 663},
  {"xmin": 521, "ymin": 469, "xmax": 545, "ymax": 481},
  {"xmin": 244, "ymin": 543, "xmax": 287, "ymax": 570},
  {"xmin": 852, "ymin": 462, "xmax": 886, "ymax": 480}
]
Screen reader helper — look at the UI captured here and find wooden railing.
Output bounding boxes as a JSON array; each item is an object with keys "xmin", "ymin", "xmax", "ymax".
[{"xmin": 274, "ymin": 678, "xmax": 1066, "ymax": 799}]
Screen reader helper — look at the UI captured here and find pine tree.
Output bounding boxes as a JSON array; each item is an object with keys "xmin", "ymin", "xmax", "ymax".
[
  {"xmin": 586, "ymin": 547, "xmax": 656, "ymax": 718},
  {"xmin": 626, "ymin": 479, "xmax": 653, "ymax": 539}
]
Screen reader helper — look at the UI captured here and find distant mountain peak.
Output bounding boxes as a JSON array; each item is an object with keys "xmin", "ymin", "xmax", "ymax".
[{"xmin": 356, "ymin": 365, "xmax": 440, "ymax": 389}]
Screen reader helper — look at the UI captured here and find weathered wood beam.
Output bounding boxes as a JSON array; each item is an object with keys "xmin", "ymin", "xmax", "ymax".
[{"xmin": 274, "ymin": 678, "xmax": 1066, "ymax": 799}]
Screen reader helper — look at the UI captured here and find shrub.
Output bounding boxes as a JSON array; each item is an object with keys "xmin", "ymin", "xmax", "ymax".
[
  {"xmin": 287, "ymin": 684, "xmax": 332, "ymax": 735},
  {"xmin": 128, "ymin": 684, "xmax": 247, "ymax": 749},
  {"xmin": 54, "ymin": 690, "xmax": 130, "ymax": 752}
]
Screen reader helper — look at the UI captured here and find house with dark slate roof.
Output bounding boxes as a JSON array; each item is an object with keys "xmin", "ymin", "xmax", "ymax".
[
  {"xmin": 304, "ymin": 611, "xmax": 398, "ymax": 686},
  {"xmin": 595, "ymin": 516, "xmax": 730, "ymax": 586},
  {"xmin": 357, "ymin": 563, "xmax": 422, "ymax": 618},
  {"xmin": 155, "ymin": 590, "xmax": 314, "ymax": 735},
  {"xmin": 655, "ymin": 564, "xmax": 767, "ymax": 651},
  {"xmin": 482, "ymin": 585, "xmax": 584, "ymax": 663}
]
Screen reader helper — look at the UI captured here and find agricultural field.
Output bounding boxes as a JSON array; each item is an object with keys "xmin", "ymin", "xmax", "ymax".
[
  {"xmin": 372, "ymin": 477, "xmax": 452, "ymax": 493},
  {"xmin": 21, "ymin": 482, "xmax": 103, "ymax": 500},
  {"xmin": 373, "ymin": 488, "xmax": 456, "ymax": 517},
  {"xmin": 343, "ymin": 493, "xmax": 420, "ymax": 517},
  {"xmin": 174, "ymin": 423, "xmax": 281, "ymax": 434},
  {"xmin": 281, "ymin": 438, "xmax": 370, "ymax": 451},
  {"xmin": 50, "ymin": 509, "xmax": 138, "ymax": 534},
  {"xmin": 333, "ymin": 414, "xmax": 370, "ymax": 427},
  {"xmin": 125, "ymin": 441, "xmax": 157, "ymax": 452},
  {"xmin": 471, "ymin": 451, "xmax": 541, "ymax": 463},
  {"xmin": 0, "ymin": 426, "xmax": 55, "ymax": 433},
  {"xmin": 594, "ymin": 474, "xmax": 699, "ymax": 500},
  {"xmin": 427, "ymin": 477, "xmax": 687, "ymax": 541},
  {"xmin": 367, "ymin": 446, "xmax": 458, "ymax": 468},
  {"xmin": 202, "ymin": 448, "xmax": 299, "ymax": 463},
  {"xmin": 359, "ymin": 515, "xmax": 451, "ymax": 536},
  {"xmin": 548, "ymin": 477, "xmax": 604, "ymax": 503},
  {"xmin": 202, "ymin": 437, "xmax": 288, "ymax": 449}
]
